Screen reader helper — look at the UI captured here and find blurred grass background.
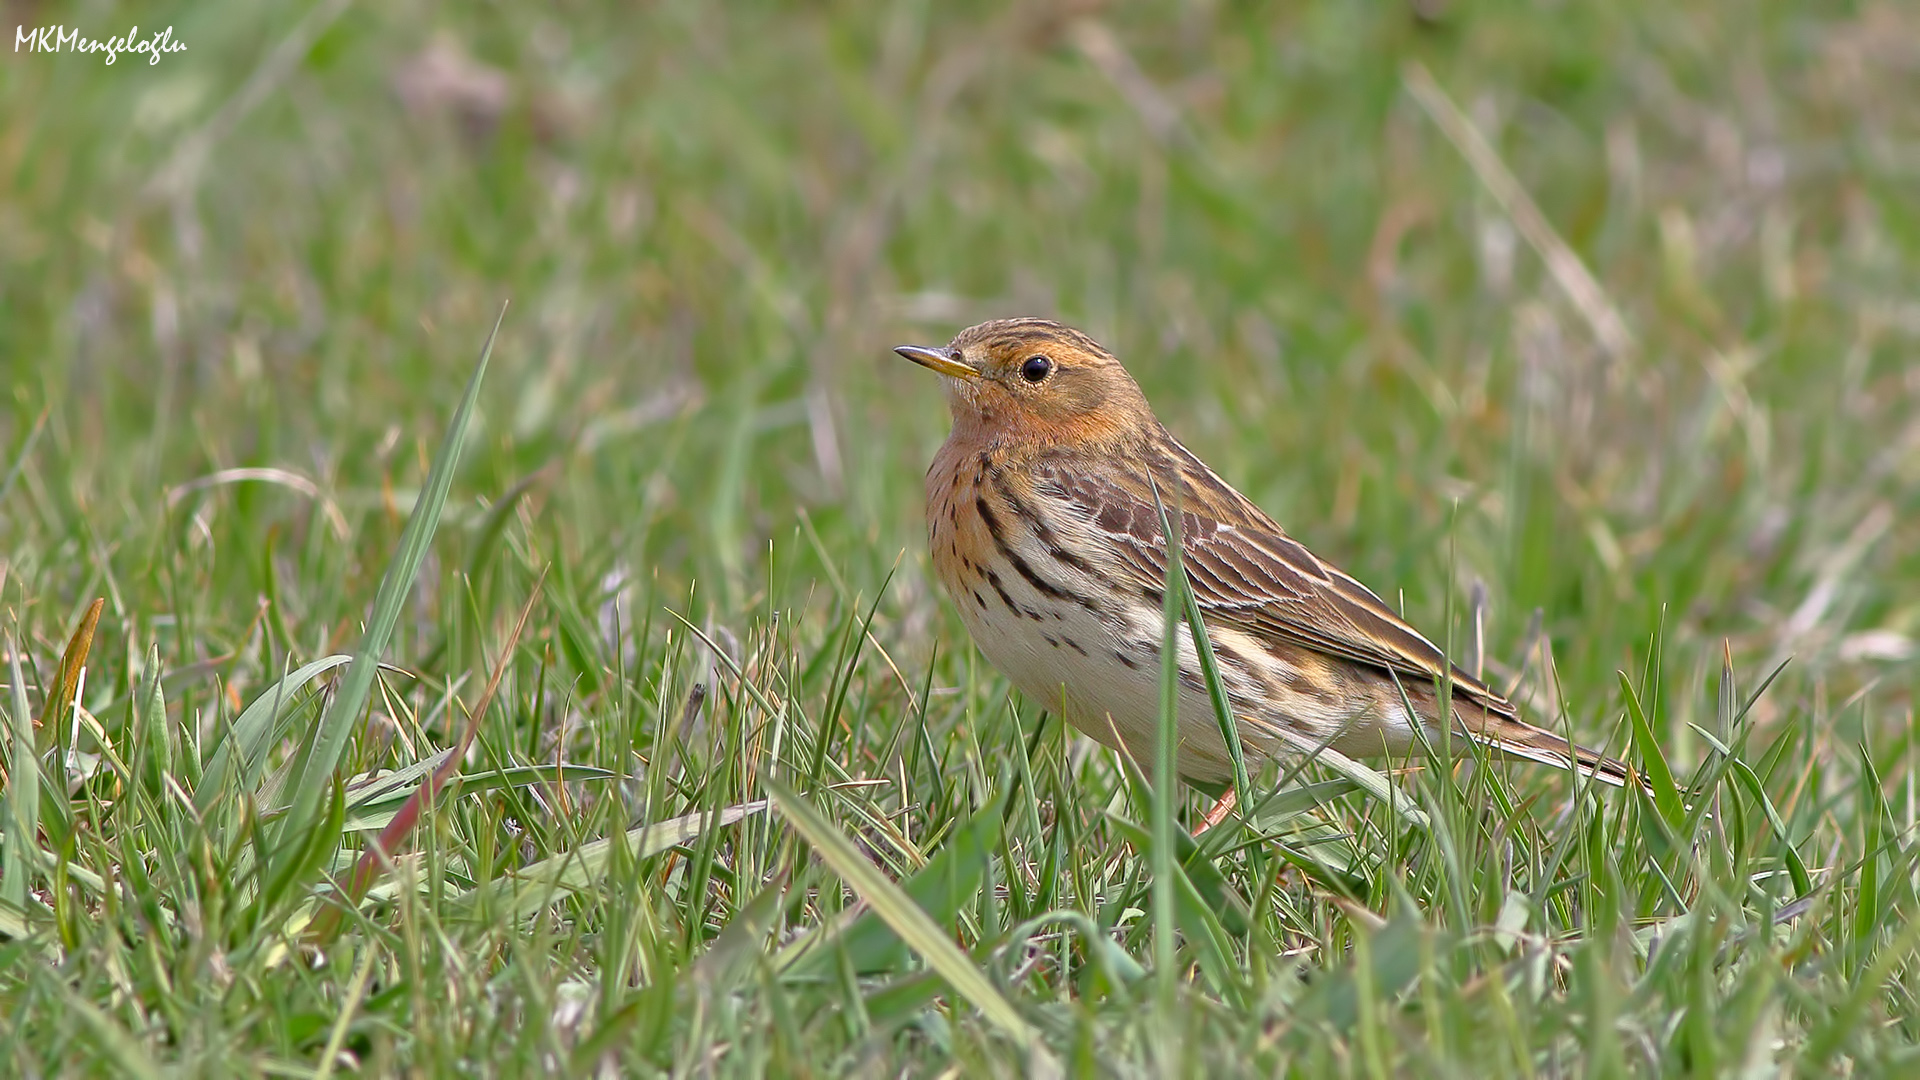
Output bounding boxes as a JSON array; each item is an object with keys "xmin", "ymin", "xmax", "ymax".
[{"xmin": 4, "ymin": 0, "xmax": 1920, "ymax": 1074}]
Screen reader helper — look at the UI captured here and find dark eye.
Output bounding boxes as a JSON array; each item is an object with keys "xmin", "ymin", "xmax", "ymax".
[{"xmin": 1020, "ymin": 356, "xmax": 1053, "ymax": 383}]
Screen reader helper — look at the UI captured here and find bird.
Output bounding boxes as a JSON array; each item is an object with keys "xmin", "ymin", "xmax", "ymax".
[{"xmin": 893, "ymin": 317, "xmax": 1632, "ymax": 823}]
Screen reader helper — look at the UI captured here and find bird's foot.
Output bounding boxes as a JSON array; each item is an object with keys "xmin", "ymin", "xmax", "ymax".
[{"xmin": 1192, "ymin": 787, "xmax": 1238, "ymax": 837}]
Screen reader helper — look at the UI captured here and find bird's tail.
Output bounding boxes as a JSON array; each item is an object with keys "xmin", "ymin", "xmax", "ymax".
[
  {"xmin": 1468, "ymin": 715, "xmax": 1639, "ymax": 789},
  {"xmin": 1415, "ymin": 681, "xmax": 1643, "ymax": 789}
]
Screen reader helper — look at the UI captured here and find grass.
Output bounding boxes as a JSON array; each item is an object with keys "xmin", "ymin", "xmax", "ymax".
[{"xmin": 4, "ymin": 0, "xmax": 1920, "ymax": 1073}]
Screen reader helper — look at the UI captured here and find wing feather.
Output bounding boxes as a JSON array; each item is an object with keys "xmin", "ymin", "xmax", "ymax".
[{"xmin": 1034, "ymin": 438, "xmax": 1516, "ymax": 719}]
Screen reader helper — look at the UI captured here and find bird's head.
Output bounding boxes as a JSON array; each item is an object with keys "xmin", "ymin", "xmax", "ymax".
[{"xmin": 894, "ymin": 318, "xmax": 1154, "ymax": 448}]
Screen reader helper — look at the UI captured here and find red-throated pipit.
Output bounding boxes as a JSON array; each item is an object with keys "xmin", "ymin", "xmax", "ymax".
[{"xmin": 895, "ymin": 318, "xmax": 1630, "ymax": 819}]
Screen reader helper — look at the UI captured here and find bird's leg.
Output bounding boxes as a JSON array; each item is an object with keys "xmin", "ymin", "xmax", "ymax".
[{"xmin": 1191, "ymin": 786, "xmax": 1238, "ymax": 836}]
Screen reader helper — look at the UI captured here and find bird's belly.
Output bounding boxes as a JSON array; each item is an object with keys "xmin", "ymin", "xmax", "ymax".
[
  {"xmin": 951, "ymin": 588, "xmax": 1248, "ymax": 784},
  {"xmin": 949, "ymin": 587, "xmax": 1427, "ymax": 785}
]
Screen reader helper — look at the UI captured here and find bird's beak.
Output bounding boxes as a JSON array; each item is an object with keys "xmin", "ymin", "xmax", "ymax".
[{"xmin": 893, "ymin": 344, "xmax": 979, "ymax": 381}]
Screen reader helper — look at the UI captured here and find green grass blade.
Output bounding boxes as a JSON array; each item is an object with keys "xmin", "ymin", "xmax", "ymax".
[
  {"xmin": 1617, "ymin": 670, "xmax": 1684, "ymax": 829},
  {"xmin": 1147, "ymin": 483, "xmax": 1253, "ymax": 836},
  {"xmin": 765, "ymin": 777, "xmax": 1045, "ymax": 1057},
  {"xmin": 1296, "ymin": 741, "xmax": 1430, "ymax": 831},
  {"xmin": 0, "ymin": 406, "xmax": 48, "ymax": 509},
  {"xmin": 269, "ymin": 305, "xmax": 506, "ymax": 871},
  {"xmin": 136, "ymin": 644, "xmax": 173, "ymax": 802},
  {"xmin": 1295, "ymin": 906, "xmax": 1433, "ymax": 1031},
  {"xmin": 340, "ymin": 762, "xmax": 617, "ymax": 832},
  {"xmin": 693, "ymin": 872, "xmax": 790, "ymax": 994},
  {"xmin": 1688, "ymin": 723, "xmax": 1813, "ymax": 897},
  {"xmin": 782, "ymin": 784, "xmax": 1008, "ymax": 977},
  {"xmin": 58, "ymin": 985, "xmax": 163, "ymax": 1080},
  {"xmin": 1002, "ymin": 911, "xmax": 1147, "ymax": 992},
  {"xmin": 194, "ymin": 654, "xmax": 353, "ymax": 813},
  {"xmin": 463, "ymin": 801, "xmax": 769, "ymax": 921},
  {"xmin": 1852, "ymin": 741, "xmax": 1891, "ymax": 957},
  {"xmin": 1801, "ymin": 902, "xmax": 1920, "ymax": 1068},
  {"xmin": 1147, "ymin": 478, "xmax": 1183, "ymax": 1020},
  {"xmin": 4, "ymin": 636, "xmax": 40, "ymax": 912},
  {"xmin": 1107, "ymin": 816, "xmax": 1244, "ymax": 1003}
]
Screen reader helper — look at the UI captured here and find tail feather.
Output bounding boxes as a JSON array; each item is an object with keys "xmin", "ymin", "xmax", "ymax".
[
  {"xmin": 1469, "ymin": 717, "xmax": 1639, "ymax": 789},
  {"xmin": 1415, "ymin": 679, "xmax": 1644, "ymax": 790}
]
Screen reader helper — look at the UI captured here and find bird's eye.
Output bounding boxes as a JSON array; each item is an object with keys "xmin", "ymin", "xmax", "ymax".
[{"xmin": 1020, "ymin": 356, "xmax": 1053, "ymax": 383}]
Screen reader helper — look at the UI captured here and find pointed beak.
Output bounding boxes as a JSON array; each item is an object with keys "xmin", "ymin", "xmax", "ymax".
[{"xmin": 893, "ymin": 344, "xmax": 979, "ymax": 381}]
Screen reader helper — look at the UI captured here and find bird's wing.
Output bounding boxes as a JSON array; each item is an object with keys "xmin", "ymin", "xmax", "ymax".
[{"xmin": 1033, "ymin": 438, "xmax": 1516, "ymax": 718}]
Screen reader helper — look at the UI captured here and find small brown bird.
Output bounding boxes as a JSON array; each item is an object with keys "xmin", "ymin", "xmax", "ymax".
[{"xmin": 896, "ymin": 318, "xmax": 1631, "ymax": 813}]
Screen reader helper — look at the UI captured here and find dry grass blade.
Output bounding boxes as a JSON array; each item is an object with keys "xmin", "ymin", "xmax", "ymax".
[
  {"xmin": 312, "ymin": 569, "xmax": 548, "ymax": 940},
  {"xmin": 165, "ymin": 467, "xmax": 350, "ymax": 541},
  {"xmin": 1069, "ymin": 19, "xmax": 1187, "ymax": 147},
  {"xmin": 1403, "ymin": 61, "xmax": 1637, "ymax": 363},
  {"xmin": 141, "ymin": 0, "xmax": 355, "ymax": 203},
  {"xmin": 37, "ymin": 598, "xmax": 104, "ymax": 735},
  {"xmin": 472, "ymin": 802, "xmax": 772, "ymax": 921}
]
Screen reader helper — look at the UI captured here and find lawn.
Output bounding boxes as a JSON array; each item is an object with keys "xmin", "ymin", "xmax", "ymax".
[{"xmin": 3, "ymin": 1, "xmax": 1919, "ymax": 1074}]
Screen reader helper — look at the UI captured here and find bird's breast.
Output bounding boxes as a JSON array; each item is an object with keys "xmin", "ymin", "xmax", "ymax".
[{"xmin": 924, "ymin": 443, "xmax": 1233, "ymax": 775}]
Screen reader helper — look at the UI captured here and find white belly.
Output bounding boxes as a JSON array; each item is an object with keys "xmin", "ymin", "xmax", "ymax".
[{"xmin": 952, "ymin": 578, "xmax": 1252, "ymax": 783}]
